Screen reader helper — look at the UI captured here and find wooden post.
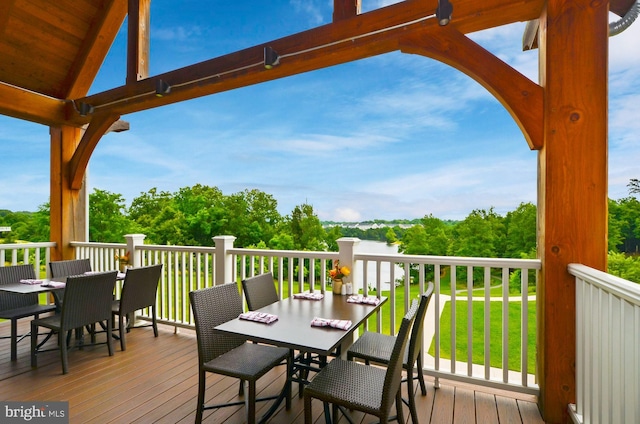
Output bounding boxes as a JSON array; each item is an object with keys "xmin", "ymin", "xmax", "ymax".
[
  {"xmin": 333, "ymin": 0, "xmax": 360, "ymax": 21},
  {"xmin": 127, "ymin": 0, "xmax": 150, "ymax": 83},
  {"xmin": 537, "ymin": 0, "xmax": 609, "ymax": 421},
  {"xmin": 50, "ymin": 126, "xmax": 86, "ymax": 261}
]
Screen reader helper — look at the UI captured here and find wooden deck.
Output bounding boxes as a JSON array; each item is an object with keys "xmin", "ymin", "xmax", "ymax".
[{"xmin": 0, "ymin": 319, "xmax": 545, "ymax": 423}]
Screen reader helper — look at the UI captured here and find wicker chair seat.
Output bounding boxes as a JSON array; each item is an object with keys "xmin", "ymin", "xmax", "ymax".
[
  {"xmin": 204, "ymin": 342, "xmax": 289, "ymax": 381},
  {"xmin": 303, "ymin": 358, "xmax": 388, "ymax": 414}
]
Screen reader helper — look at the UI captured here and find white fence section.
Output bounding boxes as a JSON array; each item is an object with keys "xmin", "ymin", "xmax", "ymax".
[
  {"xmin": 0, "ymin": 242, "xmax": 55, "ymax": 276},
  {"xmin": 4, "ymin": 236, "xmax": 541, "ymax": 395},
  {"xmin": 568, "ymin": 264, "xmax": 640, "ymax": 424}
]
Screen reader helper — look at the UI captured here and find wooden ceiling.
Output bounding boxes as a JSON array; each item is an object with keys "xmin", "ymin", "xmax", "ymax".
[{"xmin": 0, "ymin": 0, "xmax": 635, "ymax": 129}]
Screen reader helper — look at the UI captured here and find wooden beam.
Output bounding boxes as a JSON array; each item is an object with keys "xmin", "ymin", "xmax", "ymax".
[
  {"xmin": 127, "ymin": 0, "xmax": 151, "ymax": 83},
  {"xmin": 68, "ymin": 112, "xmax": 121, "ymax": 189},
  {"xmin": 0, "ymin": 82, "xmax": 66, "ymax": 125},
  {"xmin": 399, "ymin": 27, "xmax": 543, "ymax": 150},
  {"xmin": 66, "ymin": 0, "xmax": 543, "ymax": 124},
  {"xmin": 64, "ymin": 0, "xmax": 127, "ymax": 99},
  {"xmin": 537, "ymin": 0, "xmax": 609, "ymax": 421}
]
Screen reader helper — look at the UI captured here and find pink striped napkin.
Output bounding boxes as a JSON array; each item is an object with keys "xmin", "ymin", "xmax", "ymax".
[
  {"xmin": 347, "ymin": 295, "xmax": 381, "ymax": 306},
  {"xmin": 20, "ymin": 279, "xmax": 44, "ymax": 285},
  {"xmin": 238, "ymin": 311, "xmax": 279, "ymax": 324},
  {"xmin": 310, "ymin": 317, "xmax": 352, "ymax": 330},
  {"xmin": 293, "ymin": 292, "xmax": 324, "ymax": 301}
]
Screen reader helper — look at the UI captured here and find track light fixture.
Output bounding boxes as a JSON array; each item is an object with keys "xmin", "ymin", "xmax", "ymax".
[
  {"xmin": 78, "ymin": 102, "xmax": 94, "ymax": 116},
  {"xmin": 155, "ymin": 79, "xmax": 171, "ymax": 97},
  {"xmin": 264, "ymin": 46, "xmax": 280, "ymax": 69},
  {"xmin": 436, "ymin": 0, "xmax": 453, "ymax": 26}
]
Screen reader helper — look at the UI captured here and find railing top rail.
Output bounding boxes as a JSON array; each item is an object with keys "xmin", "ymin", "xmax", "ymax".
[
  {"xmin": 137, "ymin": 244, "xmax": 216, "ymax": 254},
  {"xmin": 71, "ymin": 241, "xmax": 124, "ymax": 248},
  {"xmin": 229, "ymin": 248, "xmax": 337, "ymax": 260},
  {"xmin": 355, "ymin": 252, "xmax": 542, "ymax": 269},
  {"xmin": 0, "ymin": 242, "xmax": 56, "ymax": 249},
  {"xmin": 569, "ymin": 263, "xmax": 640, "ymax": 305}
]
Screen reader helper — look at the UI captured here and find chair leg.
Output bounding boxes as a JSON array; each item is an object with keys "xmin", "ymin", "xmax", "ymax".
[
  {"xmin": 303, "ymin": 391, "xmax": 313, "ymax": 424},
  {"xmin": 406, "ymin": 368, "xmax": 418, "ymax": 424},
  {"xmin": 395, "ymin": 388, "xmax": 404, "ymax": 424},
  {"xmin": 106, "ymin": 319, "xmax": 114, "ymax": 356},
  {"xmin": 195, "ymin": 371, "xmax": 205, "ymax": 424},
  {"xmin": 119, "ymin": 315, "xmax": 126, "ymax": 351},
  {"xmin": 30, "ymin": 321, "xmax": 38, "ymax": 368},
  {"xmin": 416, "ymin": 352, "xmax": 427, "ymax": 396},
  {"xmin": 247, "ymin": 380, "xmax": 256, "ymax": 424},
  {"xmin": 152, "ymin": 305, "xmax": 158, "ymax": 337},
  {"xmin": 60, "ymin": 332, "xmax": 69, "ymax": 374},
  {"xmin": 330, "ymin": 403, "xmax": 338, "ymax": 424},
  {"xmin": 10, "ymin": 318, "xmax": 18, "ymax": 361}
]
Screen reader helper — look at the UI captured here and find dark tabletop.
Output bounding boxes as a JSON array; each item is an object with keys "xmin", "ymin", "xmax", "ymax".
[
  {"xmin": 214, "ymin": 292, "xmax": 387, "ymax": 356},
  {"xmin": 0, "ymin": 278, "xmax": 66, "ymax": 294}
]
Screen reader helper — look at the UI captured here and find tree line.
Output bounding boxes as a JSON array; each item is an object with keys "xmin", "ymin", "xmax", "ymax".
[{"xmin": 1, "ymin": 181, "xmax": 639, "ymax": 281}]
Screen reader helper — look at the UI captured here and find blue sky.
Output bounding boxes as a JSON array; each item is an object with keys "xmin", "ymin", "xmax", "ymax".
[{"xmin": 1, "ymin": 1, "xmax": 638, "ymax": 221}]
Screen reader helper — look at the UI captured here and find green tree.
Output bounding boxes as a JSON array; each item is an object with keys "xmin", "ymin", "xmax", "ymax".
[
  {"xmin": 89, "ymin": 189, "xmax": 133, "ymax": 242},
  {"xmin": 609, "ymin": 197, "xmax": 640, "ymax": 253},
  {"xmin": 504, "ymin": 202, "xmax": 537, "ymax": 258},
  {"xmin": 385, "ymin": 228, "xmax": 398, "ymax": 245},
  {"xmin": 289, "ymin": 203, "xmax": 326, "ymax": 250},
  {"xmin": 608, "ymin": 251, "xmax": 640, "ymax": 283},
  {"xmin": 128, "ymin": 188, "xmax": 173, "ymax": 234}
]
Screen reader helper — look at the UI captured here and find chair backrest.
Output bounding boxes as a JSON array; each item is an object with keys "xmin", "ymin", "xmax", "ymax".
[
  {"xmin": 119, "ymin": 264, "xmax": 163, "ymax": 315},
  {"xmin": 241, "ymin": 272, "xmax": 278, "ymax": 311},
  {"xmin": 60, "ymin": 271, "xmax": 117, "ymax": 331},
  {"xmin": 406, "ymin": 281, "xmax": 435, "ymax": 367},
  {"xmin": 380, "ymin": 298, "xmax": 418, "ymax": 415},
  {"xmin": 0, "ymin": 264, "xmax": 38, "ymax": 310},
  {"xmin": 189, "ymin": 283, "xmax": 246, "ymax": 365},
  {"xmin": 49, "ymin": 259, "xmax": 91, "ymax": 278}
]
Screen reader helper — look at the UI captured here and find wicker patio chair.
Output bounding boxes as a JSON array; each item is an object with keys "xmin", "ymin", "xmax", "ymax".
[
  {"xmin": 30, "ymin": 271, "xmax": 117, "ymax": 374},
  {"xmin": 241, "ymin": 272, "xmax": 279, "ymax": 311},
  {"xmin": 346, "ymin": 282, "xmax": 434, "ymax": 423},
  {"xmin": 48, "ymin": 258, "xmax": 92, "ymax": 308},
  {"xmin": 189, "ymin": 282, "xmax": 291, "ymax": 424},
  {"xmin": 111, "ymin": 264, "xmax": 162, "ymax": 351},
  {"xmin": 0, "ymin": 265, "xmax": 57, "ymax": 360},
  {"xmin": 303, "ymin": 299, "xmax": 418, "ymax": 424}
]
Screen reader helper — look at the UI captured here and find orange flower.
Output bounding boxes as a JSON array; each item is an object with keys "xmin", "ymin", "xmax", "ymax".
[
  {"xmin": 329, "ymin": 260, "xmax": 350, "ymax": 280},
  {"xmin": 115, "ymin": 251, "xmax": 130, "ymax": 264}
]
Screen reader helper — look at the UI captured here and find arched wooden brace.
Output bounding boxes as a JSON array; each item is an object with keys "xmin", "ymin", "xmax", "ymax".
[
  {"xmin": 399, "ymin": 26, "xmax": 543, "ymax": 150},
  {"xmin": 68, "ymin": 112, "xmax": 121, "ymax": 190}
]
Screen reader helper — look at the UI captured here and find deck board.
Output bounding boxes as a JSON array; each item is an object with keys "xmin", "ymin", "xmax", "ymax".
[{"xmin": 1, "ymin": 319, "xmax": 544, "ymax": 423}]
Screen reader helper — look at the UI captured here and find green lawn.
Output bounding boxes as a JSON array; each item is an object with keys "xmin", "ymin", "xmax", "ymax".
[{"xmin": 428, "ymin": 299, "xmax": 537, "ymax": 374}]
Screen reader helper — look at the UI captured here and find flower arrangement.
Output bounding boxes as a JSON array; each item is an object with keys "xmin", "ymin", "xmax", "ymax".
[
  {"xmin": 115, "ymin": 251, "xmax": 130, "ymax": 265},
  {"xmin": 329, "ymin": 260, "xmax": 350, "ymax": 281}
]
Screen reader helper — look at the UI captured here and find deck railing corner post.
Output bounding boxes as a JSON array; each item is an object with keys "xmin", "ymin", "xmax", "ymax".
[
  {"xmin": 124, "ymin": 233, "xmax": 146, "ymax": 267},
  {"xmin": 214, "ymin": 235, "xmax": 236, "ymax": 285}
]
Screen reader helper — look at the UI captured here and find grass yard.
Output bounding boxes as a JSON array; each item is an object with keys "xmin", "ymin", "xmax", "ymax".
[{"xmin": 428, "ymin": 299, "xmax": 537, "ymax": 374}]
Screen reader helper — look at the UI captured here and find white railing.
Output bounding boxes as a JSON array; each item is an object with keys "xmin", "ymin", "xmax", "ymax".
[
  {"xmin": 7, "ymin": 236, "xmax": 540, "ymax": 395},
  {"xmin": 0, "ymin": 242, "xmax": 56, "ymax": 277},
  {"xmin": 568, "ymin": 264, "xmax": 640, "ymax": 424}
]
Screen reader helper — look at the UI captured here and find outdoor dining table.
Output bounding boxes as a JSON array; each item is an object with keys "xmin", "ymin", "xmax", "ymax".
[{"xmin": 213, "ymin": 291, "xmax": 387, "ymax": 420}]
